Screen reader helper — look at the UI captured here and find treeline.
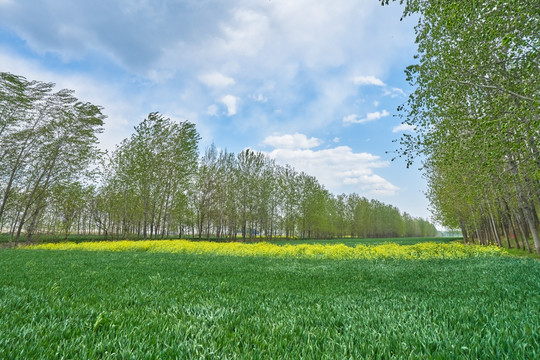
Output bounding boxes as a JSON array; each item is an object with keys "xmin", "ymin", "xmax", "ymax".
[
  {"xmin": 382, "ymin": 1, "xmax": 539, "ymax": 253},
  {"xmin": 0, "ymin": 72, "xmax": 437, "ymax": 242}
]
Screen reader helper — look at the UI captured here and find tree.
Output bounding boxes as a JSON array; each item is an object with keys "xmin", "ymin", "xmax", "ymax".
[
  {"xmin": 99, "ymin": 113, "xmax": 200, "ymax": 239},
  {"xmin": 382, "ymin": 0, "xmax": 540, "ymax": 252},
  {"xmin": 0, "ymin": 72, "xmax": 105, "ymax": 241}
]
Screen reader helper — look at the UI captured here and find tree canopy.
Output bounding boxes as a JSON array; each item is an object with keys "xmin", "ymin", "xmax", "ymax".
[{"xmin": 381, "ymin": 0, "xmax": 539, "ymax": 252}]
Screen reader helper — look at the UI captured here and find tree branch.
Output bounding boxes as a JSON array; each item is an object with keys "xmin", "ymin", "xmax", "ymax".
[{"xmin": 447, "ymin": 79, "xmax": 537, "ymax": 103}]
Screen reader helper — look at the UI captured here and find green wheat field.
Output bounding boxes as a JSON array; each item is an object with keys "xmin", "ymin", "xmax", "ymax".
[{"xmin": 1, "ymin": 239, "xmax": 539, "ymax": 359}]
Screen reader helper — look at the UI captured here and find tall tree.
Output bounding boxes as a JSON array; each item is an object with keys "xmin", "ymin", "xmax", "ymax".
[
  {"xmin": 100, "ymin": 113, "xmax": 199, "ymax": 239},
  {"xmin": 0, "ymin": 72, "xmax": 105, "ymax": 241},
  {"xmin": 382, "ymin": 0, "xmax": 540, "ymax": 252}
]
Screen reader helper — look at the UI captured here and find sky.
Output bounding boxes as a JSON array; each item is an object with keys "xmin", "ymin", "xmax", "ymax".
[{"xmin": 0, "ymin": 0, "xmax": 433, "ymax": 221}]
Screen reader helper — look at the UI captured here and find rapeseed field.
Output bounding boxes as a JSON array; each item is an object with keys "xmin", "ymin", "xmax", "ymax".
[{"xmin": 26, "ymin": 239, "xmax": 506, "ymax": 259}]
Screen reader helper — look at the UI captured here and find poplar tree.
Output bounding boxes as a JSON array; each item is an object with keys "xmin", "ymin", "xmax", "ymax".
[
  {"xmin": 382, "ymin": 0, "xmax": 540, "ymax": 252},
  {"xmin": 0, "ymin": 72, "xmax": 104, "ymax": 241}
]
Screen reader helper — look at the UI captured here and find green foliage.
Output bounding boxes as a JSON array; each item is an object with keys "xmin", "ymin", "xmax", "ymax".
[
  {"xmin": 0, "ymin": 72, "xmax": 105, "ymax": 242},
  {"xmin": 95, "ymin": 112, "xmax": 200, "ymax": 240},
  {"xmin": 1, "ymin": 249, "xmax": 539, "ymax": 358},
  {"xmin": 382, "ymin": 0, "xmax": 540, "ymax": 252}
]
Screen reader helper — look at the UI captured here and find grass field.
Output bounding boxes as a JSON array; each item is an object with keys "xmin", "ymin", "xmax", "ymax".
[
  {"xmin": 266, "ymin": 236, "xmax": 461, "ymax": 246},
  {"xmin": 1, "ymin": 245, "xmax": 539, "ymax": 358}
]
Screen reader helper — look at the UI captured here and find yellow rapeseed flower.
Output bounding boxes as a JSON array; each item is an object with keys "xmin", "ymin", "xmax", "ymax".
[{"xmin": 23, "ymin": 240, "xmax": 507, "ymax": 260}]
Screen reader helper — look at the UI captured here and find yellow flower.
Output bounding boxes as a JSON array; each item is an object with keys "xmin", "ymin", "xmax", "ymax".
[{"xmin": 23, "ymin": 240, "xmax": 507, "ymax": 260}]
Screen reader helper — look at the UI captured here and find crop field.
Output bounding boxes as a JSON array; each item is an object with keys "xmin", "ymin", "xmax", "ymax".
[
  {"xmin": 267, "ymin": 236, "xmax": 461, "ymax": 246},
  {"xmin": 1, "ymin": 242, "xmax": 539, "ymax": 358},
  {"xmin": 25, "ymin": 239, "xmax": 506, "ymax": 260}
]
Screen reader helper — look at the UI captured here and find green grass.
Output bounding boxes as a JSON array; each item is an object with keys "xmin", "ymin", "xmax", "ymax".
[
  {"xmin": 267, "ymin": 236, "xmax": 461, "ymax": 246},
  {"xmin": 1, "ymin": 249, "xmax": 539, "ymax": 358},
  {"xmin": 505, "ymin": 247, "xmax": 540, "ymax": 259}
]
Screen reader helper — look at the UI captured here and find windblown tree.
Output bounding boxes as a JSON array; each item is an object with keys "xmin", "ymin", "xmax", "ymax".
[
  {"xmin": 96, "ymin": 113, "xmax": 200, "ymax": 239},
  {"xmin": 0, "ymin": 72, "xmax": 105, "ymax": 241},
  {"xmin": 382, "ymin": 0, "xmax": 540, "ymax": 252}
]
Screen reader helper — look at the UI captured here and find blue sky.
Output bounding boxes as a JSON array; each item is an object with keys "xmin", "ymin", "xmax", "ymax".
[{"xmin": 0, "ymin": 0, "xmax": 432, "ymax": 220}]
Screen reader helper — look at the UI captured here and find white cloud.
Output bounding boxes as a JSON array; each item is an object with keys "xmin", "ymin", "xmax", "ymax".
[
  {"xmin": 392, "ymin": 123, "xmax": 416, "ymax": 133},
  {"xmin": 219, "ymin": 9, "xmax": 270, "ymax": 57},
  {"xmin": 343, "ymin": 114, "xmax": 359, "ymax": 123},
  {"xmin": 368, "ymin": 110, "xmax": 390, "ymax": 120},
  {"xmin": 263, "ymin": 133, "xmax": 322, "ymax": 149},
  {"xmin": 221, "ymin": 95, "xmax": 239, "ymax": 116},
  {"xmin": 352, "ymin": 75, "xmax": 386, "ymax": 86},
  {"xmin": 250, "ymin": 93, "xmax": 268, "ymax": 103},
  {"xmin": 333, "ymin": 137, "xmax": 340, "ymax": 143},
  {"xmin": 343, "ymin": 110, "xmax": 390, "ymax": 124},
  {"xmin": 199, "ymin": 71, "xmax": 235, "ymax": 88},
  {"xmin": 391, "ymin": 87, "xmax": 406, "ymax": 96},
  {"xmin": 0, "ymin": 0, "xmax": 417, "ymax": 141},
  {"xmin": 206, "ymin": 104, "xmax": 218, "ymax": 116},
  {"xmin": 342, "ymin": 174, "xmax": 399, "ymax": 195},
  {"xmin": 262, "ymin": 145, "xmax": 399, "ymax": 196},
  {"xmin": 383, "ymin": 87, "xmax": 407, "ymax": 97}
]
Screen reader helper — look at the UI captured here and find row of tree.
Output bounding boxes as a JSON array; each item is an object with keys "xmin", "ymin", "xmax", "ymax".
[
  {"xmin": 382, "ymin": 1, "xmax": 539, "ymax": 253},
  {"xmin": 0, "ymin": 73, "xmax": 105, "ymax": 241},
  {"xmin": 0, "ymin": 72, "xmax": 437, "ymax": 242}
]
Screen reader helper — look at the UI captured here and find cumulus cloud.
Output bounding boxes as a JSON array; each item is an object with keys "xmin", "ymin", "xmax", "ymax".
[
  {"xmin": 343, "ymin": 114, "xmax": 359, "ymax": 123},
  {"xmin": 263, "ymin": 133, "xmax": 322, "ymax": 149},
  {"xmin": 199, "ymin": 71, "xmax": 235, "ymax": 88},
  {"xmin": 221, "ymin": 95, "xmax": 239, "ymax": 116},
  {"xmin": 392, "ymin": 123, "xmax": 416, "ymax": 133},
  {"xmin": 391, "ymin": 87, "xmax": 406, "ymax": 96},
  {"xmin": 352, "ymin": 75, "xmax": 386, "ymax": 86},
  {"xmin": 262, "ymin": 144, "xmax": 399, "ymax": 196},
  {"xmin": 0, "ymin": 0, "xmax": 416, "ymax": 139},
  {"xmin": 343, "ymin": 110, "xmax": 390, "ymax": 124}
]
